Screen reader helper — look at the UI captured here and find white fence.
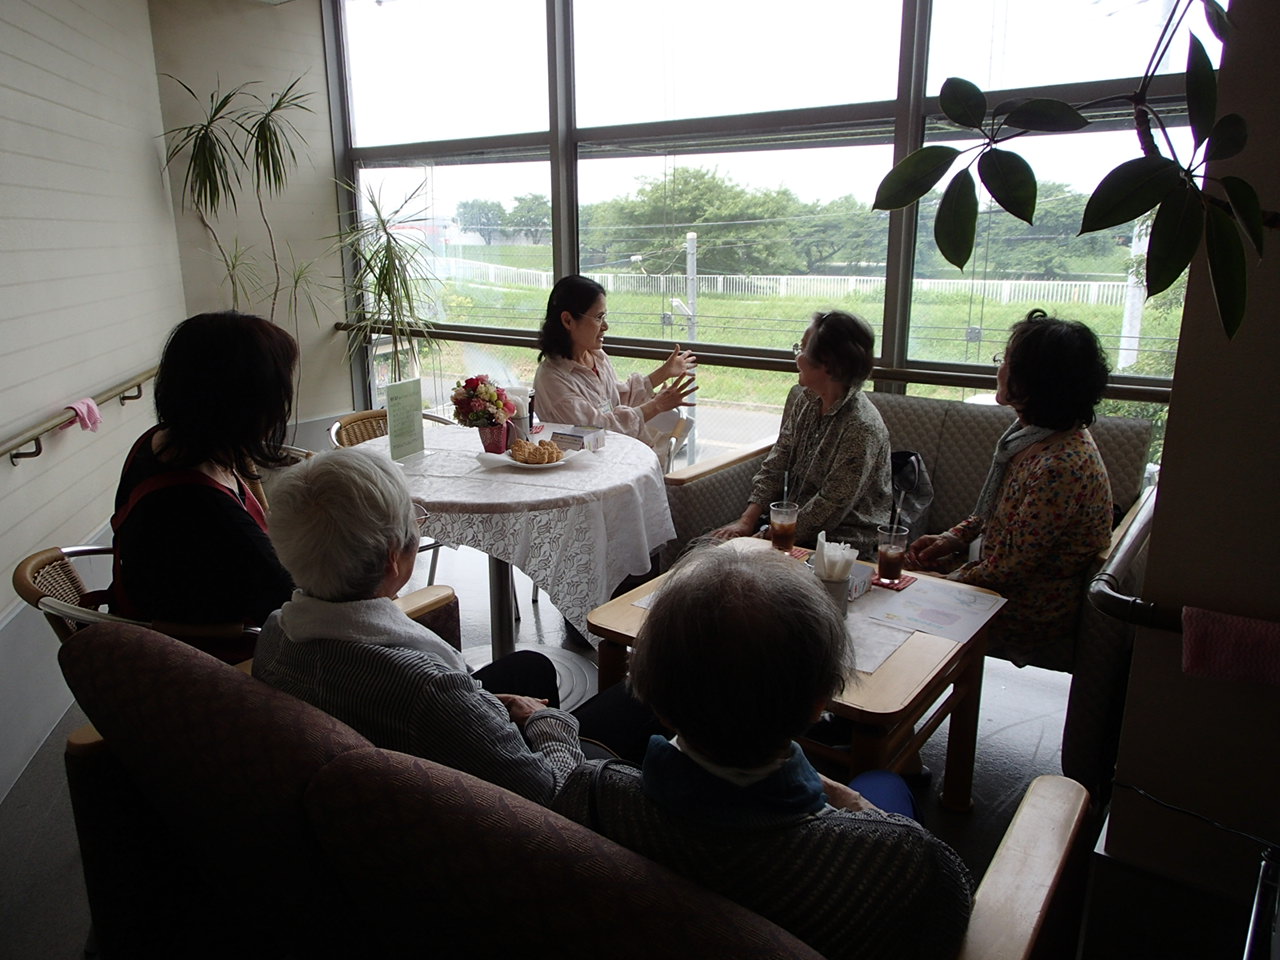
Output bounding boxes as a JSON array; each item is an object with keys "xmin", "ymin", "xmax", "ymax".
[{"xmin": 431, "ymin": 258, "xmax": 1130, "ymax": 308}]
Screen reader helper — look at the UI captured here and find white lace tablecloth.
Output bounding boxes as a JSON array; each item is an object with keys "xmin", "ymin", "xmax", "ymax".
[{"xmin": 364, "ymin": 425, "xmax": 675, "ymax": 644}]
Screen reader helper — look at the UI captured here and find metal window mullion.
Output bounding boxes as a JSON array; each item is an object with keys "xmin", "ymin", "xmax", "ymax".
[
  {"xmin": 547, "ymin": 0, "xmax": 578, "ymax": 280},
  {"xmin": 880, "ymin": 0, "xmax": 932, "ymax": 393}
]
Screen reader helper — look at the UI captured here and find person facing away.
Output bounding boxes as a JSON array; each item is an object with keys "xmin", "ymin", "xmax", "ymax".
[
  {"xmin": 109, "ymin": 311, "xmax": 297, "ymax": 659},
  {"xmin": 906, "ymin": 308, "xmax": 1113, "ymax": 671},
  {"xmin": 712, "ymin": 309, "xmax": 892, "ymax": 556},
  {"xmin": 553, "ymin": 544, "xmax": 973, "ymax": 960},
  {"xmin": 531, "ymin": 274, "xmax": 697, "ymax": 447},
  {"xmin": 253, "ymin": 446, "xmax": 660, "ymax": 806}
]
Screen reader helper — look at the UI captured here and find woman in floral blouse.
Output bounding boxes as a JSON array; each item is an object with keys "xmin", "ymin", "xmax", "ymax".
[
  {"xmin": 712, "ymin": 310, "xmax": 891, "ymax": 556},
  {"xmin": 906, "ymin": 309, "xmax": 1113, "ymax": 670}
]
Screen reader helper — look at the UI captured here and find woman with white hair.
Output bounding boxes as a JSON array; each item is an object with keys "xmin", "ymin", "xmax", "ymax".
[
  {"xmin": 253, "ymin": 447, "xmax": 655, "ymax": 805},
  {"xmin": 554, "ymin": 545, "xmax": 972, "ymax": 959}
]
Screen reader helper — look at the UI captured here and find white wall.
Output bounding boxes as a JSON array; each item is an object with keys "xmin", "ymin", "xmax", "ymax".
[
  {"xmin": 0, "ymin": 0, "xmax": 186, "ymax": 797},
  {"xmin": 148, "ymin": 0, "xmax": 354, "ymax": 424}
]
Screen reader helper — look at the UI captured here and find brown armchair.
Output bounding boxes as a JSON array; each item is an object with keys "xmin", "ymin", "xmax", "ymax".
[{"xmin": 59, "ymin": 622, "xmax": 1088, "ymax": 960}]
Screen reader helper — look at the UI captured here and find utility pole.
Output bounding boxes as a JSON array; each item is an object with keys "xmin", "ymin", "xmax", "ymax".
[{"xmin": 684, "ymin": 232, "xmax": 698, "ymax": 463}]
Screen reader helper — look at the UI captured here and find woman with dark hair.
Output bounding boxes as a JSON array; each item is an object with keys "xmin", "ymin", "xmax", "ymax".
[
  {"xmin": 531, "ymin": 275, "xmax": 697, "ymax": 443},
  {"xmin": 554, "ymin": 544, "xmax": 972, "ymax": 960},
  {"xmin": 109, "ymin": 312, "xmax": 298, "ymax": 648},
  {"xmin": 906, "ymin": 309, "xmax": 1113, "ymax": 669},
  {"xmin": 712, "ymin": 310, "xmax": 891, "ymax": 555}
]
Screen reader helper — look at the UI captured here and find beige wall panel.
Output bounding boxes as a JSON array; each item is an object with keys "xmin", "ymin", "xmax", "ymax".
[
  {"xmin": 0, "ymin": 0, "xmax": 185, "ymax": 797},
  {"xmin": 1108, "ymin": 0, "xmax": 1280, "ymax": 898},
  {"xmin": 148, "ymin": 0, "xmax": 354, "ymax": 422}
]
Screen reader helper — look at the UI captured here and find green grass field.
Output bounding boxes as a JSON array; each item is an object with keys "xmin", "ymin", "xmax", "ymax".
[{"xmin": 411, "ymin": 256, "xmax": 1176, "ymax": 460}]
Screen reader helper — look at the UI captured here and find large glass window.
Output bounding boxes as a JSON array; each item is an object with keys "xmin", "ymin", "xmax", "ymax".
[
  {"xmin": 573, "ymin": 0, "xmax": 903, "ymax": 127},
  {"xmin": 927, "ymin": 0, "xmax": 1223, "ymax": 93},
  {"xmin": 337, "ymin": 0, "xmax": 1185, "ymax": 462},
  {"xmin": 342, "ymin": 0, "xmax": 547, "ymax": 146}
]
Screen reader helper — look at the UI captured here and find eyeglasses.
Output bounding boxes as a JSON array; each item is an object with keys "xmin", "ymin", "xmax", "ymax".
[
  {"xmin": 992, "ymin": 353, "xmax": 1004, "ymax": 365},
  {"xmin": 792, "ymin": 342, "xmax": 804, "ymax": 358},
  {"xmin": 412, "ymin": 504, "xmax": 430, "ymax": 532},
  {"xmin": 579, "ymin": 310, "xmax": 608, "ymax": 324}
]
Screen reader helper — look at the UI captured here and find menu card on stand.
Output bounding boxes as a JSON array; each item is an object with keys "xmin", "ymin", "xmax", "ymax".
[{"xmin": 386, "ymin": 377, "xmax": 424, "ymax": 462}]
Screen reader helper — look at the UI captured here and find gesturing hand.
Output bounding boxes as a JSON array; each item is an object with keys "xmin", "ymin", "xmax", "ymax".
[
  {"xmin": 651, "ymin": 373, "xmax": 698, "ymax": 413},
  {"xmin": 654, "ymin": 345, "xmax": 697, "ymax": 384}
]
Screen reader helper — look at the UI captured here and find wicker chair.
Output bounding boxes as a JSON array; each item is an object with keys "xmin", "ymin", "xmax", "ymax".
[
  {"xmin": 12, "ymin": 544, "xmax": 259, "ymax": 662},
  {"xmin": 328, "ymin": 409, "xmax": 453, "ymax": 448},
  {"xmin": 329, "ymin": 410, "xmax": 455, "ymax": 586},
  {"xmin": 12, "ymin": 543, "xmax": 462, "ymax": 657}
]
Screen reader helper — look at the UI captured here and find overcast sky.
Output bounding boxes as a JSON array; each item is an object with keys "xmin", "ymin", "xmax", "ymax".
[{"xmin": 343, "ymin": 0, "xmax": 1218, "ymax": 216}]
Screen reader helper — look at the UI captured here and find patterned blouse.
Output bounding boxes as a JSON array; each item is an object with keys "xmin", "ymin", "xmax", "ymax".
[
  {"xmin": 750, "ymin": 384, "xmax": 892, "ymax": 555},
  {"xmin": 946, "ymin": 428, "xmax": 1112, "ymax": 670}
]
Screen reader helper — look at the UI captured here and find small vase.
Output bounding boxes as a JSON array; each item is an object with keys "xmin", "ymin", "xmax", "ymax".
[{"xmin": 478, "ymin": 423, "xmax": 509, "ymax": 453}]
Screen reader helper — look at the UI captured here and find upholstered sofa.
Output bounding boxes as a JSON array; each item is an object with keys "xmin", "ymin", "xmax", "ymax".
[{"xmin": 59, "ymin": 622, "xmax": 1088, "ymax": 960}]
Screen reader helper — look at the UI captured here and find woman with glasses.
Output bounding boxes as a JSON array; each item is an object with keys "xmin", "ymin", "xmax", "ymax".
[
  {"xmin": 532, "ymin": 275, "xmax": 697, "ymax": 444},
  {"xmin": 711, "ymin": 310, "xmax": 891, "ymax": 556},
  {"xmin": 905, "ymin": 309, "xmax": 1113, "ymax": 670},
  {"xmin": 256, "ymin": 447, "xmax": 665, "ymax": 805}
]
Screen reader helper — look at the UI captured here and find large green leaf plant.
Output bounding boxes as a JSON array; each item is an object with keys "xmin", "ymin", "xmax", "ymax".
[{"xmin": 873, "ymin": 0, "xmax": 1274, "ymax": 339}]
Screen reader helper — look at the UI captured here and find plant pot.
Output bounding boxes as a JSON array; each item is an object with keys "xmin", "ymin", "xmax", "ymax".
[{"xmin": 477, "ymin": 423, "xmax": 509, "ymax": 453}]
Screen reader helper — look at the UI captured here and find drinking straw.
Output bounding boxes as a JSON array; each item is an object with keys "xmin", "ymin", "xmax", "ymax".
[
  {"xmin": 891, "ymin": 489, "xmax": 903, "ymax": 530},
  {"xmin": 783, "ymin": 470, "xmax": 790, "ymax": 504}
]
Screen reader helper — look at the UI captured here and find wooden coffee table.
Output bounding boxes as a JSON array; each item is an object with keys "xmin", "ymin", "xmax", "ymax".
[{"xmin": 587, "ymin": 555, "xmax": 999, "ymax": 811}]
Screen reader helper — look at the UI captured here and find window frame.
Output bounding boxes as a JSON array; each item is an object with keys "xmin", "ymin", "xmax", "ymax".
[{"xmin": 326, "ymin": 0, "xmax": 1180, "ymax": 407}]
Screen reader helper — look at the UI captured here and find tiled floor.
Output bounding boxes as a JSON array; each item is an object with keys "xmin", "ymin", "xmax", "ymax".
[{"xmin": 0, "ymin": 542, "xmax": 1079, "ymax": 959}]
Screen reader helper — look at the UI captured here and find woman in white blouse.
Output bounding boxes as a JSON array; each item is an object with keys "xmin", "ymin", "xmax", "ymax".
[{"xmin": 532, "ymin": 275, "xmax": 697, "ymax": 444}]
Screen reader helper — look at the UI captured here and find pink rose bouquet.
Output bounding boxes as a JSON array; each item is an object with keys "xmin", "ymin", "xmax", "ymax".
[{"xmin": 451, "ymin": 374, "xmax": 516, "ymax": 427}]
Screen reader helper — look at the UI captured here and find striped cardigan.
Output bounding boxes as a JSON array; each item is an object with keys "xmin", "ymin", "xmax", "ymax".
[
  {"xmin": 554, "ymin": 746, "xmax": 972, "ymax": 960},
  {"xmin": 253, "ymin": 593, "xmax": 583, "ymax": 805}
]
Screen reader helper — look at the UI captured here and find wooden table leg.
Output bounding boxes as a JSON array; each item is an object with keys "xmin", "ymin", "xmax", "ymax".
[
  {"xmin": 940, "ymin": 634, "xmax": 986, "ymax": 812},
  {"xmin": 487, "ymin": 556, "xmax": 516, "ymax": 660},
  {"xmin": 597, "ymin": 639, "xmax": 628, "ymax": 691}
]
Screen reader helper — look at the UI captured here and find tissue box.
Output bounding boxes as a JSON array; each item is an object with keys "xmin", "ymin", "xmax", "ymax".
[
  {"xmin": 551, "ymin": 426, "xmax": 606, "ymax": 452},
  {"xmin": 849, "ymin": 565, "xmax": 873, "ymax": 600}
]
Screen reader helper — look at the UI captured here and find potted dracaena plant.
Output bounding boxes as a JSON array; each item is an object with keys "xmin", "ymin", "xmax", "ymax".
[
  {"xmin": 335, "ymin": 180, "xmax": 440, "ymax": 385},
  {"xmin": 164, "ymin": 76, "xmax": 439, "ymax": 386},
  {"xmin": 162, "ymin": 76, "xmax": 322, "ymax": 325},
  {"xmin": 872, "ymin": 0, "xmax": 1275, "ymax": 339}
]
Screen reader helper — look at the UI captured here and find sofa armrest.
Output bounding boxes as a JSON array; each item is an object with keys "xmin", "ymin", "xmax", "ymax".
[
  {"xmin": 659, "ymin": 438, "xmax": 775, "ymax": 571},
  {"xmin": 958, "ymin": 774, "xmax": 1089, "ymax": 960},
  {"xmin": 394, "ymin": 585, "xmax": 462, "ymax": 651},
  {"xmin": 1096, "ymin": 484, "xmax": 1156, "ymax": 568},
  {"xmin": 664, "ymin": 437, "xmax": 775, "ymax": 486}
]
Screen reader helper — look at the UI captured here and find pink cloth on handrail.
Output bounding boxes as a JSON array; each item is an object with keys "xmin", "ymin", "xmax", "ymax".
[
  {"xmin": 60, "ymin": 398, "xmax": 103, "ymax": 432},
  {"xmin": 1182, "ymin": 606, "xmax": 1280, "ymax": 687}
]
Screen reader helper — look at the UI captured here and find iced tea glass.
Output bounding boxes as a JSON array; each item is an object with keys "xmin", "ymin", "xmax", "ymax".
[
  {"xmin": 876, "ymin": 523, "xmax": 909, "ymax": 583},
  {"xmin": 769, "ymin": 501, "xmax": 799, "ymax": 553}
]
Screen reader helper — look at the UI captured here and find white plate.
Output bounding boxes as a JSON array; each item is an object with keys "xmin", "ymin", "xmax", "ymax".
[{"xmin": 475, "ymin": 450, "xmax": 584, "ymax": 470}]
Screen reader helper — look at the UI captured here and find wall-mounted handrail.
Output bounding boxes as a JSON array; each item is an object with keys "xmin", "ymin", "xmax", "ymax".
[
  {"xmin": 3, "ymin": 366, "xmax": 158, "ymax": 466},
  {"xmin": 1087, "ymin": 487, "xmax": 1184, "ymax": 632}
]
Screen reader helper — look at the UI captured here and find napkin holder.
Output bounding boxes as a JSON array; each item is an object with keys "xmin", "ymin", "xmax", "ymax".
[{"xmin": 551, "ymin": 426, "xmax": 606, "ymax": 452}]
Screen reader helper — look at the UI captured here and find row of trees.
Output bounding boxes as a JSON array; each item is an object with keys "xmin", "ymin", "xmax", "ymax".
[
  {"xmin": 454, "ymin": 167, "xmax": 1131, "ymax": 281},
  {"xmin": 457, "ymin": 195, "xmax": 553, "ymax": 245}
]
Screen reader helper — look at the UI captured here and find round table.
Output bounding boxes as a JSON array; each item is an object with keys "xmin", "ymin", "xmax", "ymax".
[{"xmin": 365, "ymin": 424, "xmax": 675, "ymax": 659}]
